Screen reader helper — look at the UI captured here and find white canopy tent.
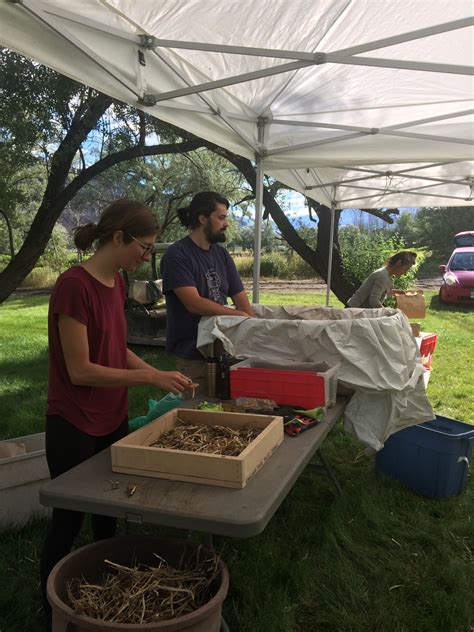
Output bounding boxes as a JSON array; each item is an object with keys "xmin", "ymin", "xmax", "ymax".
[{"xmin": 1, "ymin": 0, "xmax": 473, "ymax": 301}]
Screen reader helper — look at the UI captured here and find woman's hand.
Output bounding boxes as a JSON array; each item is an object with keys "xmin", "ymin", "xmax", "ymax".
[{"xmin": 151, "ymin": 370, "xmax": 199, "ymax": 394}]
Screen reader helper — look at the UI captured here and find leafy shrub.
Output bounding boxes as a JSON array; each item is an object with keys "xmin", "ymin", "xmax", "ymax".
[
  {"xmin": 339, "ymin": 228, "xmax": 404, "ymax": 286},
  {"xmin": 21, "ymin": 266, "xmax": 58, "ymax": 288},
  {"xmin": 234, "ymin": 253, "xmax": 317, "ymax": 279},
  {"xmin": 339, "ymin": 227, "xmax": 426, "ymax": 304},
  {"xmin": 0, "ymin": 254, "xmax": 11, "ymax": 271}
]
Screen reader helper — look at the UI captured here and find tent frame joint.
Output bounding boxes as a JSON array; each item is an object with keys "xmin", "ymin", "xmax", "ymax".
[
  {"xmin": 314, "ymin": 52, "xmax": 327, "ymax": 64},
  {"xmin": 139, "ymin": 34, "xmax": 158, "ymax": 49},
  {"xmin": 138, "ymin": 94, "xmax": 157, "ymax": 107}
]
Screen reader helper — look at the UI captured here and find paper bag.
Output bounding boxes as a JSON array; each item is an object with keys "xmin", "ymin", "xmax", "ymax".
[
  {"xmin": 0, "ymin": 441, "xmax": 26, "ymax": 459},
  {"xmin": 395, "ymin": 290, "xmax": 426, "ymax": 319}
]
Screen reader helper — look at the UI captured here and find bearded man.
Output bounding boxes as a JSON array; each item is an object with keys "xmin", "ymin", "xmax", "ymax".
[{"xmin": 161, "ymin": 191, "xmax": 253, "ymax": 391}]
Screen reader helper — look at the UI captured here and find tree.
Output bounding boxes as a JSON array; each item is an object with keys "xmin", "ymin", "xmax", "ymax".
[
  {"xmin": 1, "ymin": 48, "xmax": 403, "ymax": 305},
  {"xmin": 392, "ymin": 211, "xmax": 418, "ymax": 248},
  {"xmin": 0, "ymin": 49, "xmax": 210, "ymax": 302},
  {"xmin": 412, "ymin": 207, "xmax": 474, "ymax": 258}
]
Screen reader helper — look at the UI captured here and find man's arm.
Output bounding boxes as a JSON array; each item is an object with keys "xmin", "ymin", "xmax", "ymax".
[
  {"xmin": 232, "ymin": 290, "xmax": 254, "ymax": 316},
  {"xmin": 174, "ymin": 286, "xmax": 250, "ymax": 317}
]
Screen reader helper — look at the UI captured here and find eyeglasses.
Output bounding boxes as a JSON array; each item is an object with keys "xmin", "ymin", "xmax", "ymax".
[{"xmin": 128, "ymin": 234, "xmax": 154, "ymax": 257}]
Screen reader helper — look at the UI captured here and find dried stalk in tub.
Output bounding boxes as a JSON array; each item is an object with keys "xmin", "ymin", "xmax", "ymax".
[{"xmin": 66, "ymin": 548, "xmax": 220, "ymax": 624}]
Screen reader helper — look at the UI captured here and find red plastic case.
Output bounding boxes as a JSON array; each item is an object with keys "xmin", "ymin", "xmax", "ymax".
[{"xmin": 230, "ymin": 359, "xmax": 339, "ymax": 409}]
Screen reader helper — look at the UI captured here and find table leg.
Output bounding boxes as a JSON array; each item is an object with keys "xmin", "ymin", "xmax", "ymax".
[
  {"xmin": 202, "ymin": 532, "xmax": 214, "ymax": 548},
  {"xmin": 307, "ymin": 449, "xmax": 342, "ymax": 496},
  {"xmin": 220, "ymin": 618, "xmax": 231, "ymax": 632},
  {"xmin": 201, "ymin": 533, "xmax": 231, "ymax": 632}
]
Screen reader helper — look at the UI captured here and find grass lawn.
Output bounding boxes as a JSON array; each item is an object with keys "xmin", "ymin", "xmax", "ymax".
[{"xmin": 0, "ymin": 290, "xmax": 473, "ymax": 631}]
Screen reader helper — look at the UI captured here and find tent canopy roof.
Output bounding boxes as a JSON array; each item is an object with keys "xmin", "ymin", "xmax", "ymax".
[{"xmin": 1, "ymin": 0, "xmax": 473, "ymax": 208}]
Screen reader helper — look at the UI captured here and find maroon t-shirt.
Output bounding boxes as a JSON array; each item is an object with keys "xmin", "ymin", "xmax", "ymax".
[{"xmin": 47, "ymin": 266, "xmax": 128, "ymax": 436}]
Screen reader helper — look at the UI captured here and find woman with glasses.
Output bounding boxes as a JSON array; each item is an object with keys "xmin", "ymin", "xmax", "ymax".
[{"xmin": 40, "ymin": 198, "xmax": 196, "ymax": 632}]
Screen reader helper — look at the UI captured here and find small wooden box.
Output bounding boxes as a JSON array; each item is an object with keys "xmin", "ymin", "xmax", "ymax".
[{"xmin": 111, "ymin": 409, "xmax": 284, "ymax": 489}]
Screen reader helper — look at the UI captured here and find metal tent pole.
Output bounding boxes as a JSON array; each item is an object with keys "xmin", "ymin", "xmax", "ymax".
[
  {"xmin": 252, "ymin": 118, "xmax": 266, "ymax": 304},
  {"xmin": 325, "ymin": 190, "xmax": 337, "ymax": 307}
]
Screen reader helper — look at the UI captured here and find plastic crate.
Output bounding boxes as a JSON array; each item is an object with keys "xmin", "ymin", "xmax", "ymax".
[
  {"xmin": 230, "ymin": 358, "xmax": 339, "ymax": 409},
  {"xmin": 416, "ymin": 332, "xmax": 437, "ymax": 367},
  {"xmin": 375, "ymin": 415, "xmax": 474, "ymax": 498}
]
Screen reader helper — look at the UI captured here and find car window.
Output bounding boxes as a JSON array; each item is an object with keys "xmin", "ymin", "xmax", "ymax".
[
  {"xmin": 450, "ymin": 253, "xmax": 474, "ymax": 271},
  {"xmin": 453, "ymin": 232, "xmax": 474, "ymax": 248}
]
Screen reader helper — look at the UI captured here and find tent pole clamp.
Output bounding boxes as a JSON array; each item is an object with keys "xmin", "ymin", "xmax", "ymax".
[
  {"xmin": 314, "ymin": 52, "xmax": 327, "ymax": 64},
  {"xmin": 138, "ymin": 94, "xmax": 157, "ymax": 107},
  {"xmin": 139, "ymin": 34, "xmax": 158, "ymax": 49}
]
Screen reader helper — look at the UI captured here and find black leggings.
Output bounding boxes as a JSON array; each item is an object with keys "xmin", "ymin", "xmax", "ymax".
[{"xmin": 40, "ymin": 415, "xmax": 128, "ymax": 628}]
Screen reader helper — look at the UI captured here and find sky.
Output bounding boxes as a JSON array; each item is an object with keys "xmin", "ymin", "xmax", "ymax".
[{"xmin": 258, "ymin": 190, "xmax": 416, "ymax": 228}]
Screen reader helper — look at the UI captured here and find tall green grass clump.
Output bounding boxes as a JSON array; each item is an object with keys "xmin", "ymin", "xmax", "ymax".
[{"xmin": 235, "ymin": 253, "xmax": 316, "ymax": 279}]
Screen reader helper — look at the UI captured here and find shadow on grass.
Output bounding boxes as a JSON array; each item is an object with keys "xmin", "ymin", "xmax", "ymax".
[
  {"xmin": 0, "ymin": 349, "xmax": 49, "ymax": 439},
  {"xmin": 1, "ymin": 295, "xmax": 50, "ymax": 310},
  {"xmin": 428, "ymin": 294, "xmax": 473, "ymax": 313}
]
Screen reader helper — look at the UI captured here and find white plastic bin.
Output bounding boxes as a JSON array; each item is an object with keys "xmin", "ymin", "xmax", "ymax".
[{"xmin": 0, "ymin": 433, "xmax": 50, "ymax": 527}]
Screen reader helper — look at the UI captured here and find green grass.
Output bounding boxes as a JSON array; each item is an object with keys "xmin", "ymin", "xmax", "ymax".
[{"xmin": 0, "ymin": 290, "xmax": 473, "ymax": 632}]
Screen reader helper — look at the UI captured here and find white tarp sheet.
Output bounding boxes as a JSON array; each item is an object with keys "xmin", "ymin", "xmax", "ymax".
[{"xmin": 197, "ymin": 305, "xmax": 435, "ymax": 451}]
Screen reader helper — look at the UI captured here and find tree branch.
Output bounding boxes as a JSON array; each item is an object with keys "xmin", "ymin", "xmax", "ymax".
[{"xmin": 358, "ymin": 207, "xmax": 400, "ymax": 223}]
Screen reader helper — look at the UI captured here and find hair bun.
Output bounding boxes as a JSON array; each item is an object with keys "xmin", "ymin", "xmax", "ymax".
[{"xmin": 177, "ymin": 206, "xmax": 191, "ymax": 228}]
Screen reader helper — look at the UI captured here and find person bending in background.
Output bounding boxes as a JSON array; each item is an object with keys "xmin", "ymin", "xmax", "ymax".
[
  {"xmin": 160, "ymin": 191, "xmax": 253, "ymax": 392},
  {"xmin": 346, "ymin": 251, "xmax": 417, "ymax": 308},
  {"xmin": 40, "ymin": 199, "xmax": 196, "ymax": 632}
]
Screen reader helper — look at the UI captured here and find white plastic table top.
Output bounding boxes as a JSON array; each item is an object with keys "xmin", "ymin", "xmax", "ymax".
[{"xmin": 39, "ymin": 398, "xmax": 348, "ymax": 538}]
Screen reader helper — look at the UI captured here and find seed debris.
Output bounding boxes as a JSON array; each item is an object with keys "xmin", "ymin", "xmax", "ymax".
[
  {"xmin": 150, "ymin": 416, "xmax": 261, "ymax": 456},
  {"xmin": 126, "ymin": 484, "xmax": 138, "ymax": 497},
  {"xmin": 66, "ymin": 548, "xmax": 220, "ymax": 624}
]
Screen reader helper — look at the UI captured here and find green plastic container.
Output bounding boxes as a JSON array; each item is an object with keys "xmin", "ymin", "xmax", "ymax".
[{"xmin": 129, "ymin": 393, "xmax": 183, "ymax": 431}]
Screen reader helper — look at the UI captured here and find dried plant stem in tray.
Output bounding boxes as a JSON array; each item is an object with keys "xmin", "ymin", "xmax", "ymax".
[{"xmin": 150, "ymin": 417, "xmax": 261, "ymax": 456}]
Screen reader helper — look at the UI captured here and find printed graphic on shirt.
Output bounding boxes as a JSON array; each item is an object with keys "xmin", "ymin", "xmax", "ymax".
[{"xmin": 206, "ymin": 268, "xmax": 221, "ymax": 302}]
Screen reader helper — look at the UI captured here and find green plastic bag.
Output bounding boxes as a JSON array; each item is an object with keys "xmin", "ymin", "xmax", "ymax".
[{"xmin": 128, "ymin": 393, "xmax": 184, "ymax": 431}]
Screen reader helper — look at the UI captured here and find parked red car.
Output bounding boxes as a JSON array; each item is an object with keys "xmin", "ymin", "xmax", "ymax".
[{"xmin": 439, "ymin": 231, "xmax": 474, "ymax": 304}]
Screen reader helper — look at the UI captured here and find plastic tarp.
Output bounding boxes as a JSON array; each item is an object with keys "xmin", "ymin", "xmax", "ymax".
[
  {"xmin": 0, "ymin": 0, "xmax": 472, "ymax": 208},
  {"xmin": 197, "ymin": 306, "xmax": 435, "ymax": 451}
]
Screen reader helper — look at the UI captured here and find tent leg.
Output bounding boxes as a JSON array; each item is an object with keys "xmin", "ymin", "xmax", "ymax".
[
  {"xmin": 252, "ymin": 153, "xmax": 264, "ymax": 304},
  {"xmin": 252, "ymin": 118, "xmax": 267, "ymax": 305},
  {"xmin": 325, "ymin": 203, "xmax": 336, "ymax": 307}
]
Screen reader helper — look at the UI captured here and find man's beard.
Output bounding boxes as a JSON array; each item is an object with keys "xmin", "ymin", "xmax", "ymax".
[{"xmin": 205, "ymin": 220, "xmax": 226, "ymax": 243}]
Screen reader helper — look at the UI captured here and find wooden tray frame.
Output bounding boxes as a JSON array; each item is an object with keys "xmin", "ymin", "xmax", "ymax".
[{"xmin": 111, "ymin": 409, "xmax": 284, "ymax": 488}]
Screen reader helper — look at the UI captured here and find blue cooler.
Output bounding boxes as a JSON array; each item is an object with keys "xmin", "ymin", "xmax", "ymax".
[{"xmin": 375, "ymin": 415, "xmax": 474, "ymax": 498}]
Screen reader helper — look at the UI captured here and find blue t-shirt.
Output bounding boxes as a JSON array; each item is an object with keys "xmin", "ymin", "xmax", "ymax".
[{"xmin": 161, "ymin": 236, "xmax": 244, "ymax": 359}]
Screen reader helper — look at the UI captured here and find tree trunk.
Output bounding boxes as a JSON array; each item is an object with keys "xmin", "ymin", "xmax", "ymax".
[
  {"xmin": 0, "ymin": 109, "xmax": 207, "ymax": 303},
  {"xmin": 0, "ymin": 209, "xmax": 15, "ymax": 260},
  {"xmin": 211, "ymin": 148, "xmax": 357, "ymax": 304},
  {"xmin": 0, "ymin": 93, "xmax": 112, "ymax": 302}
]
